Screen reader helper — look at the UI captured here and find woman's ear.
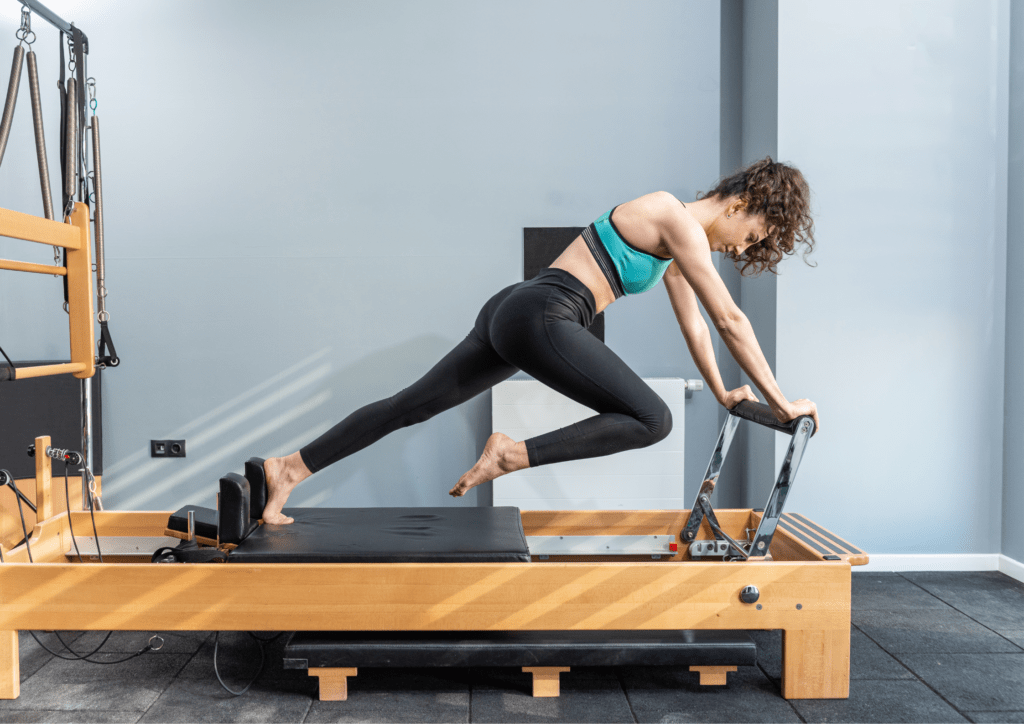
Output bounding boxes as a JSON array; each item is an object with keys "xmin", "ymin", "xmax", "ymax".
[{"xmin": 729, "ymin": 197, "xmax": 748, "ymax": 216}]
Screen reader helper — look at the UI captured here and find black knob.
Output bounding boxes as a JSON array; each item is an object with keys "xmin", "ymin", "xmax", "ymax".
[
  {"xmin": 740, "ymin": 585, "xmax": 760, "ymax": 604},
  {"xmin": 27, "ymin": 444, "xmax": 35, "ymax": 458}
]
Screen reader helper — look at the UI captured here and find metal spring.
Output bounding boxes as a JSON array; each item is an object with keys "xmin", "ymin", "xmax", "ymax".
[{"xmin": 0, "ymin": 45, "xmax": 24, "ymax": 170}]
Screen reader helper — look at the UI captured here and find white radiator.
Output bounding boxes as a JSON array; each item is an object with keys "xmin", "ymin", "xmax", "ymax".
[{"xmin": 492, "ymin": 377, "xmax": 693, "ymax": 510}]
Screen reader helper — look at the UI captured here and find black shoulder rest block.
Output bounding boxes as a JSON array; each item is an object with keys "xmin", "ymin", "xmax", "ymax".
[
  {"xmin": 219, "ymin": 472, "xmax": 259, "ymax": 545},
  {"xmin": 244, "ymin": 457, "xmax": 268, "ymax": 520}
]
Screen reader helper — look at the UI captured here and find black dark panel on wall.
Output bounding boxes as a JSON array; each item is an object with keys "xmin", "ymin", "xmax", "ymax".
[
  {"xmin": 0, "ymin": 361, "xmax": 102, "ymax": 479},
  {"xmin": 524, "ymin": 227, "xmax": 604, "ymax": 342}
]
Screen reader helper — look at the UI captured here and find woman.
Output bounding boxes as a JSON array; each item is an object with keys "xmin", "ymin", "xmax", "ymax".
[{"xmin": 259, "ymin": 157, "xmax": 819, "ymax": 525}]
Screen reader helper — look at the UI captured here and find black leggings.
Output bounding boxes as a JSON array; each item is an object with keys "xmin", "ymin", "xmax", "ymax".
[{"xmin": 299, "ymin": 267, "xmax": 672, "ymax": 473}]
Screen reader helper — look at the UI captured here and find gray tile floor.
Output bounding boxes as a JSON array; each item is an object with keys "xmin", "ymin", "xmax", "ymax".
[{"xmin": 1, "ymin": 571, "xmax": 1022, "ymax": 723}]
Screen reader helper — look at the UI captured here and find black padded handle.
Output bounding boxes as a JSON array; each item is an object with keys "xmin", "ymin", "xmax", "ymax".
[{"xmin": 728, "ymin": 400, "xmax": 812, "ymax": 436}]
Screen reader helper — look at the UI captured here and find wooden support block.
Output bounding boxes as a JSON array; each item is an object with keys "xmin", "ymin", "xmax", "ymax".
[
  {"xmin": 522, "ymin": 666, "xmax": 569, "ymax": 697},
  {"xmin": 0, "ymin": 630, "xmax": 18, "ymax": 700},
  {"xmin": 34, "ymin": 436, "xmax": 52, "ymax": 522},
  {"xmin": 689, "ymin": 665, "xmax": 737, "ymax": 686},
  {"xmin": 782, "ymin": 628, "xmax": 850, "ymax": 699},
  {"xmin": 309, "ymin": 667, "xmax": 357, "ymax": 701}
]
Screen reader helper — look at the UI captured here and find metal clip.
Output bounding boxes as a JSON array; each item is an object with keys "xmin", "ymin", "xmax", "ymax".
[{"xmin": 16, "ymin": 7, "xmax": 35, "ymax": 46}]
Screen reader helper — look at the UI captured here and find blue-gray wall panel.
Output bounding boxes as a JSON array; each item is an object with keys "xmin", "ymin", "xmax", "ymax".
[{"xmin": 0, "ymin": 0, "xmax": 721, "ymax": 510}]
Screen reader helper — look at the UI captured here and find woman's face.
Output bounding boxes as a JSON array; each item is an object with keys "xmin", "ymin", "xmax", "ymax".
[{"xmin": 709, "ymin": 206, "xmax": 769, "ymax": 257}]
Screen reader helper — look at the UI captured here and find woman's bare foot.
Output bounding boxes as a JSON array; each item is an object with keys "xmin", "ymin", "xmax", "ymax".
[
  {"xmin": 450, "ymin": 433, "xmax": 529, "ymax": 497},
  {"xmin": 261, "ymin": 452, "xmax": 312, "ymax": 525}
]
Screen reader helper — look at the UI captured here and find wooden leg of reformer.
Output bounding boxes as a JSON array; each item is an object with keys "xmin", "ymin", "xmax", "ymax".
[
  {"xmin": 308, "ymin": 667, "xmax": 357, "ymax": 701},
  {"xmin": 1, "ymin": 630, "xmax": 18, "ymax": 700},
  {"xmin": 689, "ymin": 665, "xmax": 737, "ymax": 686},
  {"xmin": 782, "ymin": 628, "xmax": 850, "ymax": 699},
  {"xmin": 522, "ymin": 667, "xmax": 569, "ymax": 697}
]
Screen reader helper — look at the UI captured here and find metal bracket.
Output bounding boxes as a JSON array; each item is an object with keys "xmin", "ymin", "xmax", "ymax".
[
  {"xmin": 680, "ymin": 408, "xmax": 815, "ymax": 561},
  {"xmin": 527, "ymin": 535, "xmax": 675, "ymax": 557}
]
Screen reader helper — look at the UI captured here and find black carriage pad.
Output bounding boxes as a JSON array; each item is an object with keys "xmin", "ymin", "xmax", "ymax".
[
  {"xmin": 227, "ymin": 506, "xmax": 530, "ymax": 563},
  {"xmin": 282, "ymin": 629, "xmax": 758, "ymax": 669}
]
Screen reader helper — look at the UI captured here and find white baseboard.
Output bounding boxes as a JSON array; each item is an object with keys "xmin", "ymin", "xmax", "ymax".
[{"xmin": 856, "ymin": 553, "xmax": 1024, "ymax": 584}]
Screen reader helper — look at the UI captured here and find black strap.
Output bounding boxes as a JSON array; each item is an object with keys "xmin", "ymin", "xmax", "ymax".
[
  {"xmin": 58, "ymin": 31, "xmax": 67, "ymax": 215},
  {"xmin": 62, "ymin": 248, "xmax": 68, "ymax": 306},
  {"xmin": 72, "ymin": 25, "xmax": 86, "ymax": 201},
  {"xmin": 97, "ymin": 320, "xmax": 119, "ymax": 367},
  {"xmin": 151, "ymin": 540, "xmax": 228, "ymax": 564}
]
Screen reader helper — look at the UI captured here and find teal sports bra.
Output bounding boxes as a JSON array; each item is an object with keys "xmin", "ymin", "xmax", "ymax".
[{"xmin": 580, "ymin": 206, "xmax": 674, "ymax": 298}]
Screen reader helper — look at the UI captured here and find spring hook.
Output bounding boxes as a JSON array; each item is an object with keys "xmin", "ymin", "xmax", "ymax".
[
  {"xmin": 87, "ymin": 77, "xmax": 97, "ymax": 114},
  {"xmin": 16, "ymin": 6, "xmax": 35, "ymax": 46}
]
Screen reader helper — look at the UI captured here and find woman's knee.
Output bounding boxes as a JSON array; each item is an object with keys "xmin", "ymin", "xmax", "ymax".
[{"xmin": 639, "ymin": 401, "xmax": 673, "ymax": 446}]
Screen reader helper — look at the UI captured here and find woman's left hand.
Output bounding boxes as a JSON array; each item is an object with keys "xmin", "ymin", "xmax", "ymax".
[{"xmin": 719, "ymin": 385, "xmax": 759, "ymax": 409}]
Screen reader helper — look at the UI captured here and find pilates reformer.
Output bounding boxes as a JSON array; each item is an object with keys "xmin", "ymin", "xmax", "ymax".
[{"xmin": 0, "ymin": 399, "xmax": 867, "ymax": 702}]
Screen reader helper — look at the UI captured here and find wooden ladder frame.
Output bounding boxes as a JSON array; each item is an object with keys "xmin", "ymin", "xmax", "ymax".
[{"xmin": 0, "ymin": 203, "xmax": 95, "ymax": 381}]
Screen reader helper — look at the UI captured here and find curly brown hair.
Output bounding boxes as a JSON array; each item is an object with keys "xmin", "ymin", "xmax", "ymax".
[{"xmin": 698, "ymin": 157, "xmax": 815, "ymax": 276}]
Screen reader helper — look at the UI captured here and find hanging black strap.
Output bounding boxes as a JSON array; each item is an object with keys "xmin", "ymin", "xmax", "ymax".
[
  {"xmin": 97, "ymin": 320, "xmax": 119, "ymax": 367},
  {"xmin": 58, "ymin": 31, "xmax": 67, "ymax": 215},
  {"xmin": 72, "ymin": 25, "xmax": 86, "ymax": 201}
]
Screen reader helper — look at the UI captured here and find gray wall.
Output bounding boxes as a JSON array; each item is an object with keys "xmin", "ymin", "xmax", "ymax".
[
  {"xmin": 0, "ymin": 1, "xmax": 722, "ymax": 512},
  {"xmin": 775, "ymin": 0, "xmax": 1010, "ymax": 554},
  {"xmin": 1005, "ymin": 0, "xmax": 1024, "ymax": 565},
  {"xmin": 715, "ymin": 0, "xmax": 779, "ymax": 509}
]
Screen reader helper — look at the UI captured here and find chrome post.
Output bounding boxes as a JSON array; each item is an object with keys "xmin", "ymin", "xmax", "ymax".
[
  {"xmin": 747, "ymin": 417, "xmax": 816, "ymax": 557},
  {"xmin": 81, "ymin": 376, "xmax": 93, "ymax": 509}
]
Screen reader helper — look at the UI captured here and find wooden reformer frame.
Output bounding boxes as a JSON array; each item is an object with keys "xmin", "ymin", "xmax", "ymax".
[{"xmin": 0, "ymin": 430, "xmax": 868, "ymax": 702}]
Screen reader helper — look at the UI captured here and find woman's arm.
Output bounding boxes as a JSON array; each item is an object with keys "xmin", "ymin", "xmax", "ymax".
[
  {"xmin": 664, "ymin": 262, "xmax": 728, "ymax": 404},
  {"xmin": 657, "ymin": 196, "xmax": 792, "ymax": 420}
]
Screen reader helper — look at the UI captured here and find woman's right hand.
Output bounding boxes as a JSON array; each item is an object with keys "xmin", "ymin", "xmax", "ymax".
[{"xmin": 781, "ymin": 398, "xmax": 820, "ymax": 435}]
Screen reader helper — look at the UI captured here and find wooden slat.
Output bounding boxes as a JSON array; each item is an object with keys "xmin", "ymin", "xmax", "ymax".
[
  {"xmin": 0, "ymin": 258, "xmax": 66, "ymax": 276},
  {"xmin": 66, "ymin": 203, "xmax": 95, "ymax": 380},
  {"xmin": 8, "ymin": 362, "xmax": 86, "ymax": 381},
  {"xmin": 759, "ymin": 511, "xmax": 870, "ymax": 567},
  {"xmin": 0, "ymin": 207, "xmax": 80, "ymax": 249}
]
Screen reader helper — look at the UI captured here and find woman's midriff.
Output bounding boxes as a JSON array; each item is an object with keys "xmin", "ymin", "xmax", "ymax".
[{"xmin": 547, "ymin": 235, "xmax": 617, "ymax": 315}]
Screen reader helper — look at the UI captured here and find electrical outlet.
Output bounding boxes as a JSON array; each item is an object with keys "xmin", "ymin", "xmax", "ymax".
[{"xmin": 151, "ymin": 440, "xmax": 186, "ymax": 458}]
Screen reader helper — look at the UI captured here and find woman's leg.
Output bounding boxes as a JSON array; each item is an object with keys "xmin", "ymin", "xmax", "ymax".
[
  {"xmin": 450, "ymin": 270, "xmax": 673, "ymax": 497},
  {"xmin": 262, "ymin": 289, "xmax": 522, "ymax": 523},
  {"xmin": 490, "ymin": 274, "xmax": 672, "ymax": 467}
]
